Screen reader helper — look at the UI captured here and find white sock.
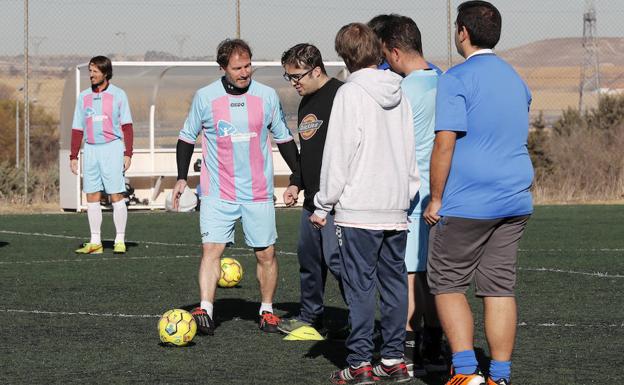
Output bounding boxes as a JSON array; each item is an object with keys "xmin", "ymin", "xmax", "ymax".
[
  {"xmin": 87, "ymin": 202, "xmax": 102, "ymax": 244},
  {"xmin": 353, "ymin": 362, "xmax": 371, "ymax": 368},
  {"xmin": 200, "ymin": 301, "xmax": 214, "ymax": 318},
  {"xmin": 381, "ymin": 358, "xmax": 404, "ymax": 366},
  {"xmin": 112, "ymin": 200, "xmax": 127, "ymax": 243},
  {"xmin": 259, "ymin": 303, "xmax": 273, "ymax": 315}
]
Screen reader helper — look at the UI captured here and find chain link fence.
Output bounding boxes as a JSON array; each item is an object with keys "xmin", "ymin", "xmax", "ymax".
[{"xmin": 1, "ymin": 0, "xmax": 623, "ymax": 166}]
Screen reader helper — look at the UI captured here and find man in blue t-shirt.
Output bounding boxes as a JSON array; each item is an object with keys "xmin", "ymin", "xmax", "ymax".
[{"xmin": 423, "ymin": 2, "xmax": 534, "ymax": 385}]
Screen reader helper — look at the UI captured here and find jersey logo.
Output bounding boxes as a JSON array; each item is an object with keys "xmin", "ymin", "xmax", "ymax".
[
  {"xmin": 217, "ymin": 120, "xmax": 238, "ymax": 137},
  {"xmin": 85, "ymin": 107, "xmax": 96, "ymax": 117},
  {"xmin": 216, "ymin": 119, "xmax": 257, "ymax": 142},
  {"xmin": 298, "ymin": 114, "xmax": 323, "ymax": 140},
  {"xmin": 230, "ymin": 101, "xmax": 245, "ymax": 108}
]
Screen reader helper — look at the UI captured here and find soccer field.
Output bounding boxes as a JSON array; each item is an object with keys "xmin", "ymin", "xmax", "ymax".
[{"xmin": 1, "ymin": 206, "xmax": 623, "ymax": 384}]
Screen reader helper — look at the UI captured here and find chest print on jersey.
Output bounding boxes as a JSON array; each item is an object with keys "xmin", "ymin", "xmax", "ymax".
[
  {"xmin": 216, "ymin": 119, "xmax": 257, "ymax": 142},
  {"xmin": 298, "ymin": 114, "xmax": 323, "ymax": 140}
]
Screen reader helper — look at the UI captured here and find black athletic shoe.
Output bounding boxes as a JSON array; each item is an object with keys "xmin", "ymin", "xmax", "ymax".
[
  {"xmin": 372, "ymin": 361, "xmax": 411, "ymax": 383},
  {"xmin": 191, "ymin": 307, "xmax": 215, "ymax": 335},
  {"xmin": 259, "ymin": 311, "xmax": 281, "ymax": 333},
  {"xmin": 487, "ymin": 378, "xmax": 511, "ymax": 385}
]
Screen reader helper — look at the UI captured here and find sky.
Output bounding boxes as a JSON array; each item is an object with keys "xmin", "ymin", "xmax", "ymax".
[{"xmin": 0, "ymin": 0, "xmax": 623, "ymax": 61}]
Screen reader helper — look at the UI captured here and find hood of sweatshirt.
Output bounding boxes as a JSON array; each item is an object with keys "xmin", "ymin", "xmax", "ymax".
[{"xmin": 347, "ymin": 68, "xmax": 403, "ymax": 109}]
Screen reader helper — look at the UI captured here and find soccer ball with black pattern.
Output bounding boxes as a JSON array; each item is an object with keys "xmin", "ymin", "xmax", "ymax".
[
  {"xmin": 158, "ymin": 309, "xmax": 197, "ymax": 346},
  {"xmin": 217, "ymin": 257, "xmax": 243, "ymax": 288}
]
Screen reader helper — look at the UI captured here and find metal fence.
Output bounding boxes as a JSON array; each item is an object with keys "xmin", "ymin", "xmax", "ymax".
[{"xmin": 2, "ymin": 0, "xmax": 624, "ymax": 157}]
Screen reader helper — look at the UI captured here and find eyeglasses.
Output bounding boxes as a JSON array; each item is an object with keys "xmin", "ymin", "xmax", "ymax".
[{"xmin": 283, "ymin": 67, "xmax": 315, "ymax": 82}]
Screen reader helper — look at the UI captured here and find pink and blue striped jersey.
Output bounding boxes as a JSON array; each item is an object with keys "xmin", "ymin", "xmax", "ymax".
[
  {"xmin": 72, "ymin": 84, "xmax": 133, "ymax": 144},
  {"xmin": 179, "ymin": 79, "xmax": 294, "ymax": 203}
]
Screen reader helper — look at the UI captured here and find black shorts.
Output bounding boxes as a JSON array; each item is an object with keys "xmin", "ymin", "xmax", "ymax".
[{"xmin": 426, "ymin": 215, "xmax": 530, "ymax": 296}]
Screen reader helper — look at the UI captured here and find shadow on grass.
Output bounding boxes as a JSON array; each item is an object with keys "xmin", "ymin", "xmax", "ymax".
[
  {"xmin": 177, "ymin": 299, "xmax": 302, "ymax": 330},
  {"xmin": 0, "ymin": 241, "xmax": 8, "ymax": 248},
  {"xmin": 102, "ymin": 240, "xmax": 139, "ymax": 250}
]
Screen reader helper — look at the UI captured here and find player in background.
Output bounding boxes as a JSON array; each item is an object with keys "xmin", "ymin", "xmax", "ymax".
[
  {"xmin": 70, "ymin": 56, "xmax": 133, "ymax": 255},
  {"xmin": 368, "ymin": 14, "xmax": 443, "ymax": 75},
  {"xmin": 371, "ymin": 14, "xmax": 447, "ymax": 377},
  {"xmin": 311, "ymin": 23, "xmax": 419, "ymax": 384},
  {"xmin": 424, "ymin": 2, "xmax": 534, "ymax": 384},
  {"xmin": 172, "ymin": 39, "xmax": 299, "ymax": 336},
  {"xmin": 277, "ymin": 43, "xmax": 346, "ymax": 335}
]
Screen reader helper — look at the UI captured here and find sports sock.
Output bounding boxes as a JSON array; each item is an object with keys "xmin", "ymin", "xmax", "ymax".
[
  {"xmin": 381, "ymin": 357, "xmax": 404, "ymax": 366},
  {"xmin": 489, "ymin": 360, "xmax": 511, "ymax": 382},
  {"xmin": 112, "ymin": 200, "xmax": 127, "ymax": 243},
  {"xmin": 259, "ymin": 303, "xmax": 273, "ymax": 315},
  {"xmin": 200, "ymin": 301, "xmax": 213, "ymax": 319},
  {"xmin": 404, "ymin": 330, "xmax": 420, "ymax": 360},
  {"xmin": 452, "ymin": 350, "xmax": 478, "ymax": 375},
  {"xmin": 87, "ymin": 202, "xmax": 102, "ymax": 244},
  {"xmin": 352, "ymin": 361, "xmax": 371, "ymax": 368}
]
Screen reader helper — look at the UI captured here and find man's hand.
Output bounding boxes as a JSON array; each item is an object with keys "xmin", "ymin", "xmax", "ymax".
[
  {"xmin": 123, "ymin": 156, "xmax": 132, "ymax": 172},
  {"xmin": 283, "ymin": 185, "xmax": 299, "ymax": 207},
  {"xmin": 70, "ymin": 159, "xmax": 79, "ymax": 175},
  {"xmin": 309, "ymin": 213, "xmax": 327, "ymax": 229},
  {"xmin": 423, "ymin": 199, "xmax": 442, "ymax": 226},
  {"xmin": 172, "ymin": 179, "xmax": 188, "ymax": 211}
]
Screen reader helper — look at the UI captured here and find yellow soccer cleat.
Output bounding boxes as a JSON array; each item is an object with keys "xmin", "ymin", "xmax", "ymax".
[
  {"xmin": 75, "ymin": 243, "xmax": 103, "ymax": 254},
  {"xmin": 113, "ymin": 242, "xmax": 126, "ymax": 254}
]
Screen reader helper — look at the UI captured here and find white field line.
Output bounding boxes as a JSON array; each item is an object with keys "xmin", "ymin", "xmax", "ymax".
[
  {"xmin": 0, "ymin": 254, "xmax": 259, "ymax": 265},
  {"xmin": 1, "ymin": 308, "xmax": 622, "ymax": 328},
  {"xmin": 518, "ymin": 267, "xmax": 624, "ymax": 278},
  {"xmin": 0, "ymin": 229, "xmax": 297, "ymax": 255},
  {"xmin": 1, "ymin": 230, "xmax": 622, "ymax": 277},
  {"xmin": 4, "ymin": 230, "xmax": 624, "ymax": 255},
  {"xmin": 519, "ymin": 248, "xmax": 624, "ymax": 252},
  {"xmin": 0, "ymin": 308, "xmax": 160, "ymax": 318}
]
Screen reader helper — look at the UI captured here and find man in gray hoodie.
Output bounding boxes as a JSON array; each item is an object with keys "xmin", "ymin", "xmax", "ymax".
[{"xmin": 311, "ymin": 22, "xmax": 420, "ymax": 385}]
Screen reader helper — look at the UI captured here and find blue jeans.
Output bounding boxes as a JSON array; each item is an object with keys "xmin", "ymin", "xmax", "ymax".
[
  {"xmin": 297, "ymin": 208, "xmax": 344, "ymax": 324},
  {"xmin": 337, "ymin": 226, "xmax": 408, "ymax": 366}
]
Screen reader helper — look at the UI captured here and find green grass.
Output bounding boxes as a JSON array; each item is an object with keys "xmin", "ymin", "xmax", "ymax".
[{"xmin": 0, "ymin": 206, "xmax": 622, "ymax": 384}]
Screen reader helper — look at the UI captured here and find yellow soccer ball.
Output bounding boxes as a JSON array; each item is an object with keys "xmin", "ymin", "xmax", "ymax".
[
  {"xmin": 158, "ymin": 309, "xmax": 197, "ymax": 346},
  {"xmin": 218, "ymin": 257, "xmax": 243, "ymax": 288}
]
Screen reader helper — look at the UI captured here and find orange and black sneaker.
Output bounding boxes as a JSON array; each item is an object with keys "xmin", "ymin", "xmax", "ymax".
[
  {"xmin": 445, "ymin": 367, "xmax": 485, "ymax": 385},
  {"xmin": 372, "ymin": 361, "xmax": 411, "ymax": 382},
  {"xmin": 259, "ymin": 311, "xmax": 280, "ymax": 333},
  {"xmin": 330, "ymin": 363, "xmax": 379, "ymax": 385},
  {"xmin": 191, "ymin": 307, "xmax": 215, "ymax": 335},
  {"xmin": 487, "ymin": 378, "xmax": 511, "ymax": 385}
]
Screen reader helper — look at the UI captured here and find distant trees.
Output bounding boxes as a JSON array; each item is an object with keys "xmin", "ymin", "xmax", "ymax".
[
  {"xmin": 0, "ymin": 82, "xmax": 59, "ymax": 203},
  {"xmin": 530, "ymin": 94, "xmax": 624, "ymax": 202}
]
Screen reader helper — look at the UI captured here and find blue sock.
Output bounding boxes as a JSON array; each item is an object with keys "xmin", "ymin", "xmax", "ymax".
[
  {"xmin": 452, "ymin": 350, "xmax": 478, "ymax": 375},
  {"xmin": 489, "ymin": 360, "xmax": 511, "ymax": 382}
]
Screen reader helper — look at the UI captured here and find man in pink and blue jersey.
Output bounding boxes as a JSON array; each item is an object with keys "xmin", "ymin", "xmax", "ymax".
[
  {"xmin": 70, "ymin": 56, "xmax": 134, "ymax": 255},
  {"xmin": 172, "ymin": 39, "xmax": 298, "ymax": 336}
]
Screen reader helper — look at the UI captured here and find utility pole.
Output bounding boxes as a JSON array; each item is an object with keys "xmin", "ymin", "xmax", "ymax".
[
  {"xmin": 447, "ymin": 0, "xmax": 453, "ymax": 68},
  {"xmin": 115, "ymin": 32, "xmax": 127, "ymax": 59},
  {"xmin": 24, "ymin": 0, "xmax": 30, "ymax": 201},
  {"xmin": 173, "ymin": 35, "xmax": 190, "ymax": 59},
  {"xmin": 236, "ymin": 0, "xmax": 241, "ymax": 39},
  {"xmin": 579, "ymin": 0, "xmax": 600, "ymax": 112},
  {"xmin": 32, "ymin": 35, "xmax": 46, "ymax": 68}
]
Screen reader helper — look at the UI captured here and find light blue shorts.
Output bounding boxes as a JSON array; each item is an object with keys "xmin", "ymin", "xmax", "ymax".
[
  {"xmin": 82, "ymin": 140, "xmax": 126, "ymax": 194},
  {"xmin": 199, "ymin": 197, "xmax": 277, "ymax": 248},
  {"xmin": 405, "ymin": 214, "xmax": 431, "ymax": 272}
]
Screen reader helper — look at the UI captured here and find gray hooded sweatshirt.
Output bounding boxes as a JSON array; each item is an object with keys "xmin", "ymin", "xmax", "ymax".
[{"xmin": 313, "ymin": 68, "xmax": 420, "ymax": 227}]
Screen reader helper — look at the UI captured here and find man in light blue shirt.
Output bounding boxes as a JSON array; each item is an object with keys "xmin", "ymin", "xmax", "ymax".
[
  {"xmin": 424, "ymin": 2, "xmax": 534, "ymax": 384},
  {"xmin": 372, "ymin": 13, "xmax": 446, "ymax": 378}
]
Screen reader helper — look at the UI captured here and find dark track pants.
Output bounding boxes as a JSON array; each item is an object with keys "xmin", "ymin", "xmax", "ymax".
[
  {"xmin": 297, "ymin": 208, "xmax": 344, "ymax": 324},
  {"xmin": 337, "ymin": 226, "xmax": 408, "ymax": 366}
]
